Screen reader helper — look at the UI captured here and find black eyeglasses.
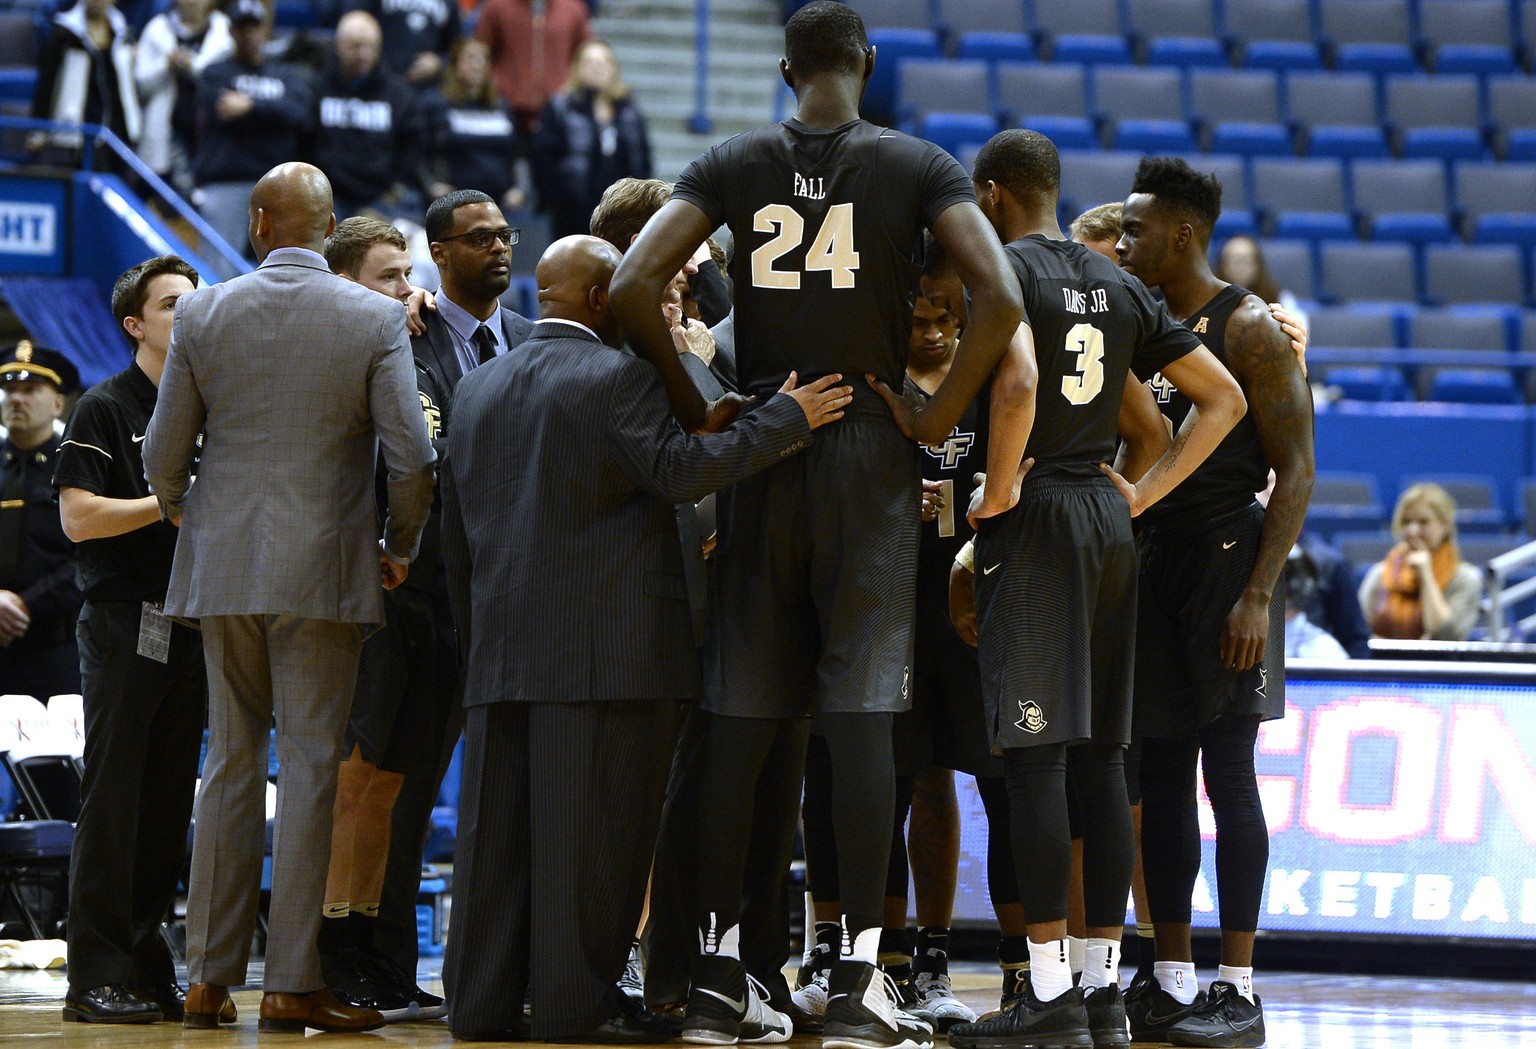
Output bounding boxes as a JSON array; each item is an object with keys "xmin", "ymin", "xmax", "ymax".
[{"xmin": 438, "ymin": 227, "xmax": 520, "ymax": 249}]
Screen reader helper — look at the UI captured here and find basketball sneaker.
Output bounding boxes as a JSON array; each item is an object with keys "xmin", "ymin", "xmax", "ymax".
[
  {"xmin": 1125, "ymin": 979, "xmax": 1206, "ymax": 1044},
  {"xmin": 352, "ymin": 947, "xmax": 447, "ymax": 1021},
  {"xmin": 620, "ymin": 941, "xmax": 646, "ymax": 1005},
  {"xmin": 792, "ymin": 966, "xmax": 831, "ymax": 1021},
  {"xmin": 911, "ymin": 970, "xmax": 977, "ymax": 1031},
  {"xmin": 683, "ymin": 958, "xmax": 792, "ymax": 1045},
  {"xmin": 1081, "ymin": 984, "xmax": 1129, "ymax": 1049},
  {"xmin": 823, "ymin": 961, "xmax": 933, "ymax": 1049},
  {"xmin": 1166, "ymin": 981, "xmax": 1265, "ymax": 1048},
  {"xmin": 947, "ymin": 982, "xmax": 1091, "ymax": 1049}
]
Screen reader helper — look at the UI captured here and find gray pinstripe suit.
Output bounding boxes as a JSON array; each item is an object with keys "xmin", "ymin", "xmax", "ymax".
[
  {"xmin": 438, "ymin": 320, "xmax": 811, "ymax": 1039},
  {"xmin": 142, "ymin": 247, "xmax": 436, "ymax": 995}
]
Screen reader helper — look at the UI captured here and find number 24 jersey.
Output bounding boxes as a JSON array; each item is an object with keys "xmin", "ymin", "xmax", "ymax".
[{"xmin": 673, "ymin": 118, "xmax": 975, "ymax": 399}]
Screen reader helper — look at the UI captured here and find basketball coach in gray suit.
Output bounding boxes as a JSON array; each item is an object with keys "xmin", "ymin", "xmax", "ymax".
[
  {"xmin": 143, "ymin": 162, "xmax": 436, "ymax": 1034},
  {"xmin": 439, "ymin": 235, "xmax": 852, "ymax": 1042}
]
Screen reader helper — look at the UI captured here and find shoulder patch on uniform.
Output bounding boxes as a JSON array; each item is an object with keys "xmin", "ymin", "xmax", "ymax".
[
  {"xmin": 1016, "ymin": 700, "xmax": 1048, "ymax": 734},
  {"xmin": 1191, "ymin": 316, "xmax": 1209, "ymax": 334}
]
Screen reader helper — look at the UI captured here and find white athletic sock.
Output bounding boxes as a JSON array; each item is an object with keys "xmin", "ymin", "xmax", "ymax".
[
  {"xmin": 699, "ymin": 913, "xmax": 741, "ymax": 960},
  {"xmin": 1080, "ymin": 937, "xmax": 1121, "ymax": 990},
  {"xmin": 1027, "ymin": 938, "xmax": 1074, "ymax": 1002},
  {"xmin": 1067, "ymin": 936, "xmax": 1086, "ymax": 976},
  {"xmin": 1218, "ymin": 964, "xmax": 1255, "ymax": 1004},
  {"xmin": 1154, "ymin": 961, "xmax": 1198, "ymax": 1006},
  {"xmin": 802, "ymin": 893, "xmax": 816, "ymax": 965},
  {"xmin": 845, "ymin": 922, "xmax": 881, "ymax": 965}
]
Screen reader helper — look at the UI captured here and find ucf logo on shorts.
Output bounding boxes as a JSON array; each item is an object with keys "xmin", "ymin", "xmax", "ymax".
[{"xmin": 1016, "ymin": 700, "xmax": 1048, "ymax": 734}]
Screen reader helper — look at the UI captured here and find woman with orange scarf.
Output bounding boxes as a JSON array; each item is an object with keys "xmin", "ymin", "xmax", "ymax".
[{"xmin": 1359, "ymin": 484, "xmax": 1483, "ymax": 641}]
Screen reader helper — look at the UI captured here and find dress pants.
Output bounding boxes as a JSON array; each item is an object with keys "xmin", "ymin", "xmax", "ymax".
[
  {"xmin": 185, "ymin": 614, "xmax": 363, "ymax": 993},
  {"xmin": 443, "ymin": 699, "xmax": 676, "ymax": 1040},
  {"xmin": 644, "ymin": 704, "xmax": 808, "ymax": 1010},
  {"xmin": 66, "ymin": 600, "xmax": 205, "ymax": 991}
]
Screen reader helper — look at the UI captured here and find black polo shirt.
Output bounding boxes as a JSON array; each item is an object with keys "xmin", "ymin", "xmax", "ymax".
[{"xmin": 52, "ymin": 363, "xmax": 186, "ymax": 602}]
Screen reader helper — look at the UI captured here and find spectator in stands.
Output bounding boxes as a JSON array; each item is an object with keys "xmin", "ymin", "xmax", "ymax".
[
  {"xmin": 29, "ymin": 0, "xmax": 141, "ymax": 161},
  {"xmin": 1283, "ymin": 545, "xmax": 1348, "ymax": 660},
  {"xmin": 532, "ymin": 39, "xmax": 652, "ymax": 240},
  {"xmin": 1216, "ymin": 235, "xmax": 1308, "ymax": 334},
  {"xmin": 475, "ymin": 0, "xmax": 591, "ymax": 133},
  {"xmin": 422, "ymin": 37, "xmax": 523, "ymax": 214},
  {"xmin": 193, "ymin": 0, "xmax": 312, "ymax": 260},
  {"xmin": 0, "ymin": 341, "xmax": 83, "ymax": 701},
  {"xmin": 135, "ymin": 0, "xmax": 230, "ymax": 193},
  {"xmin": 1297, "ymin": 532, "xmax": 1371, "ymax": 658},
  {"xmin": 310, "ymin": 10, "xmax": 426, "ymax": 219},
  {"xmin": 55, "ymin": 256, "xmax": 206, "ymax": 1025},
  {"xmin": 343, "ymin": 0, "xmax": 460, "ymax": 87},
  {"xmin": 1359, "ymin": 483, "xmax": 1484, "ymax": 642}
]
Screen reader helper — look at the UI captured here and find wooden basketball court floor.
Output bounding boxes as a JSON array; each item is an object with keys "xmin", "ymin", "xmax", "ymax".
[{"xmin": 2, "ymin": 962, "xmax": 1534, "ymax": 1047}]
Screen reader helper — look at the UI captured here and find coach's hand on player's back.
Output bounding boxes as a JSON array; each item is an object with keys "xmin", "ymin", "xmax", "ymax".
[
  {"xmin": 865, "ymin": 372, "xmax": 925, "ymax": 441},
  {"xmin": 779, "ymin": 372, "xmax": 853, "ymax": 430}
]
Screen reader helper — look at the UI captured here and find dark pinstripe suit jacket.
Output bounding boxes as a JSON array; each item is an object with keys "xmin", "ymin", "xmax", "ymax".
[{"xmin": 440, "ymin": 320, "xmax": 812, "ymax": 706}]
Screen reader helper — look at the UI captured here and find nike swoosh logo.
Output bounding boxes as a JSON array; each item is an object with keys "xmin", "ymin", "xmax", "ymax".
[
  {"xmin": 1222, "ymin": 539, "xmax": 1237, "ymax": 549},
  {"xmin": 983, "ymin": 564, "xmax": 1001, "ymax": 575},
  {"xmin": 697, "ymin": 987, "xmax": 747, "ymax": 1014},
  {"xmin": 1144, "ymin": 1009, "xmax": 1191, "ymax": 1027},
  {"xmin": 132, "ymin": 434, "xmax": 147, "ymax": 443},
  {"xmin": 1229, "ymin": 1015, "xmax": 1260, "ymax": 1032}
]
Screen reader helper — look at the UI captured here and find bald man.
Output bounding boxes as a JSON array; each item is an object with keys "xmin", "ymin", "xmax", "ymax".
[
  {"xmin": 438, "ymin": 236, "xmax": 851, "ymax": 1042},
  {"xmin": 310, "ymin": 11, "xmax": 423, "ymax": 218},
  {"xmin": 144, "ymin": 162, "xmax": 436, "ymax": 1033}
]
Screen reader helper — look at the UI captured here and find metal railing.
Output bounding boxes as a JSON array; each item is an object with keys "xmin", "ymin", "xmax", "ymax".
[
  {"xmin": 1484, "ymin": 538, "xmax": 1536, "ymax": 642},
  {"xmin": 0, "ymin": 115, "xmax": 252, "ymax": 280}
]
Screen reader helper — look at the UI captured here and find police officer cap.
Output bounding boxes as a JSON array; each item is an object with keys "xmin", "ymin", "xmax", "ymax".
[{"xmin": 0, "ymin": 340, "xmax": 79, "ymax": 393}]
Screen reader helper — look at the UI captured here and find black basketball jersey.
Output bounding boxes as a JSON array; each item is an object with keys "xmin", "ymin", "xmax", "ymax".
[
  {"xmin": 1141, "ymin": 283, "xmax": 1270, "ymax": 524},
  {"xmin": 1005, "ymin": 235, "xmax": 1198, "ymax": 472},
  {"xmin": 917, "ymin": 379, "xmax": 989, "ymax": 578},
  {"xmin": 672, "ymin": 119, "xmax": 975, "ymax": 398}
]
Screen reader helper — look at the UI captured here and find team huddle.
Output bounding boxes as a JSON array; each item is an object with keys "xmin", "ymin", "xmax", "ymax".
[{"xmin": 61, "ymin": 2, "xmax": 1314, "ymax": 1047}]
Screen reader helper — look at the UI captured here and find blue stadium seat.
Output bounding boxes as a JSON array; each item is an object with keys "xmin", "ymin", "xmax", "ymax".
[
  {"xmin": 1509, "ymin": 132, "xmax": 1536, "ymax": 163},
  {"xmin": 1030, "ymin": 0, "xmax": 1125, "ymax": 37},
  {"xmin": 1419, "ymin": 0, "xmax": 1519, "ymax": 73},
  {"xmin": 1472, "ymin": 215, "xmax": 1536, "ymax": 254},
  {"xmin": 897, "ymin": 58, "xmax": 991, "ymax": 123},
  {"xmin": 1255, "ymin": 238, "xmax": 1317, "ymax": 302},
  {"xmin": 1240, "ymin": 40, "xmax": 1323, "ymax": 70},
  {"xmin": 1273, "ymin": 211, "xmax": 1356, "ymax": 244},
  {"xmin": 995, "ymin": 62, "xmax": 1089, "ymax": 123},
  {"xmin": 920, "ymin": 112, "xmax": 1001, "ymax": 158},
  {"xmin": 1372, "ymin": 213, "xmax": 1456, "ymax": 246},
  {"xmin": 1487, "ymin": 77, "xmax": 1536, "ymax": 143},
  {"xmin": 850, "ymin": 0, "xmax": 933, "ymax": 31},
  {"xmin": 1113, "ymin": 119, "xmax": 1198, "ymax": 154},
  {"xmin": 1285, "ymin": 71, "xmax": 1379, "ymax": 134},
  {"xmin": 1146, "ymin": 38, "xmax": 1227, "ymax": 68},
  {"xmin": 1435, "ymin": 46, "xmax": 1520, "ymax": 76},
  {"xmin": 1019, "ymin": 116, "xmax": 1099, "ymax": 151},
  {"xmin": 1251, "ymin": 157, "xmax": 1348, "ymax": 217},
  {"xmin": 1224, "ymin": 0, "xmax": 1315, "ymax": 46},
  {"xmin": 1187, "ymin": 68, "xmax": 1283, "ymax": 127},
  {"xmin": 1455, "ymin": 162, "xmax": 1536, "ymax": 232},
  {"xmin": 1126, "ymin": 0, "xmax": 1226, "ymax": 66},
  {"xmin": 938, "ymin": 0, "xmax": 1028, "ymax": 39},
  {"xmin": 1310, "ymin": 305, "xmax": 1403, "ymax": 347},
  {"xmin": 1350, "ymin": 159, "xmax": 1450, "ymax": 221},
  {"xmin": 1327, "ymin": 365, "xmax": 1412, "ymax": 401},
  {"xmin": 1052, "ymin": 34, "xmax": 1134, "ymax": 65},
  {"xmin": 1385, "ymin": 73, "xmax": 1486, "ymax": 141},
  {"xmin": 1411, "ymin": 306, "xmax": 1514, "ymax": 351},
  {"xmin": 862, "ymin": 29, "xmax": 942, "ymax": 123},
  {"xmin": 1210, "ymin": 123, "xmax": 1293, "ymax": 157},
  {"xmin": 1213, "ymin": 210, "xmax": 1261, "ymax": 238},
  {"xmin": 1321, "ymin": 0, "xmax": 1416, "ymax": 70},
  {"xmin": 1401, "ymin": 128, "xmax": 1489, "ymax": 164},
  {"xmin": 1091, "ymin": 66, "xmax": 1187, "ymax": 124},
  {"xmin": 1334, "ymin": 45, "xmax": 1419, "ymax": 75},
  {"xmin": 955, "ymin": 32, "xmax": 1036, "ymax": 65},
  {"xmin": 1307, "ymin": 126, "xmax": 1390, "ymax": 160},
  {"xmin": 1057, "ymin": 150, "xmax": 1142, "ymax": 215},
  {"xmin": 1430, "ymin": 369, "xmax": 1522, "ymax": 406},
  {"xmin": 1320, "ymin": 242, "xmax": 1418, "ymax": 303},
  {"xmin": 1424, "ymin": 245, "xmax": 1527, "ymax": 307}
]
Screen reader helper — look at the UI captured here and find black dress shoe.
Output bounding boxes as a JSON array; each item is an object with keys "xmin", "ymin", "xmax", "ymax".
[
  {"xmin": 62, "ymin": 985, "xmax": 164, "ymax": 1024},
  {"xmin": 576, "ymin": 1007, "xmax": 681, "ymax": 1043},
  {"xmin": 455, "ymin": 1018, "xmax": 532, "ymax": 1041},
  {"xmin": 133, "ymin": 982, "xmax": 187, "ymax": 1022}
]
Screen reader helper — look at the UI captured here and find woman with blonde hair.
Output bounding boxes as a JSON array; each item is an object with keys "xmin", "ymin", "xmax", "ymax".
[
  {"xmin": 1359, "ymin": 483, "xmax": 1483, "ymax": 641},
  {"xmin": 531, "ymin": 39, "xmax": 652, "ymax": 239}
]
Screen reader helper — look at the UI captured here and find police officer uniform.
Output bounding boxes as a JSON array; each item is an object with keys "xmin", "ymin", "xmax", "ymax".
[{"xmin": 0, "ymin": 341, "xmax": 82, "ymax": 700}]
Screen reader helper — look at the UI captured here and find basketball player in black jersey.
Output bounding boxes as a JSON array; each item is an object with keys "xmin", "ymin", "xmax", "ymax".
[
  {"xmin": 916, "ymin": 130, "xmax": 1245, "ymax": 1049},
  {"xmin": 608, "ymin": 5, "xmax": 1023, "ymax": 1049},
  {"xmin": 1115, "ymin": 157, "xmax": 1315, "ymax": 1049}
]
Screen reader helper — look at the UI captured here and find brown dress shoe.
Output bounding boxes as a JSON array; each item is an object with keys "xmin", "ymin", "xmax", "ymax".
[
  {"xmin": 258, "ymin": 988, "xmax": 385, "ymax": 1033},
  {"xmin": 184, "ymin": 984, "xmax": 238, "ymax": 1028}
]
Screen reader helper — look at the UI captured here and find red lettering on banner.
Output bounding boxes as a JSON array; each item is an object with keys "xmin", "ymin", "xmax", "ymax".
[
  {"xmin": 1301, "ymin": 697, "xmax": 1441, "ymax": 844},
  {"xmin": 1440, "ymin": 705, "xmax": 1536, "ymax": 846}
]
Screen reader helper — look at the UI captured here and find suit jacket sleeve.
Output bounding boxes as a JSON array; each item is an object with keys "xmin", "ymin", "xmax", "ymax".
[
  {"xmin": 439, "ymin": 445, "xmax": 470, "ymax": 661},
  {"xmin": 370, "ymin": 307, "xmax": 437, "ymax": 560},
  {"xmin": 606, "ymin": 357, "xmax": 811, "ymax": 504},
  {"xmin": 143, "ymin": 298, "xmax": 207, "ymax": 518}
]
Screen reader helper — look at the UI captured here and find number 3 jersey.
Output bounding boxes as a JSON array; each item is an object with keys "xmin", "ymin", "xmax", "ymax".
[
  {"xmin": 1005, "ymin": 234, "xmax": 1200, "ymax": 471},
  {"xmin": 672, "ymin": 119, "xmax": 976, "ymax": 399}
]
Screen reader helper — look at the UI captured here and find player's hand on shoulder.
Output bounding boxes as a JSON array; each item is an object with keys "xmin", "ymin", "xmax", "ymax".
[
  {"xmin": 404, "ymin": 287, "xmax": 437, "ymax": 336},
  {"xmin": 780, "ymin": 372, "xmax": 852, "ymax": 431},
  {"xmin": 1267, "ymin": 302, "xmax": 1308, "ymax": 377}
]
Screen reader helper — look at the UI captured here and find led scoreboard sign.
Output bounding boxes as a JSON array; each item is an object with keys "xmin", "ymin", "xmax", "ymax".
[{"xmin": 950, "ymin": 660, "xmax": 1536, "ymax": 941}]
